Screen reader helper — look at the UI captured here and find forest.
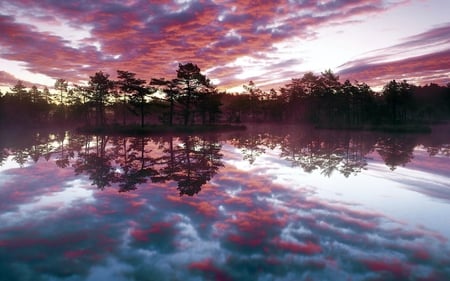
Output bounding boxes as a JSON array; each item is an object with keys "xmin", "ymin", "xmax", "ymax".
[{"xmin": 1, "ymin": 62, "xmax": 449, "ymax": 131}]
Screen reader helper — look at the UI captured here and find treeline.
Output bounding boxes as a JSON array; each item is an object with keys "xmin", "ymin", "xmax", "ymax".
[
  {"xmin": 223, "ymin": 71, "xmax": 450, "ymax": 128},
  {"xmin": 1, "ymin": 64, "xmax": 450, "ymax": 129},
  {"xmin": 0, "ymin": 63, "xmax": 221, "ymax": 129}
]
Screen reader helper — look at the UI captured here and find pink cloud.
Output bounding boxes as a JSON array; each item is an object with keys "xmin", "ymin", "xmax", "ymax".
[
  {"xmin": 339, "ymin": 49, "xmax": 450, "ymax": 87},
  {"xmin": 272, "ymin": 238, "xmax": 322, "ymax": 255},
  {"xmin": 130, "ymin": 221, "xmax": 176, "ymax": 242},
  {"xmin": 0, "ymin": 0, "xmax": 416, "ymax": 90},
  {"xmin": 0, "ymin": 71, "xmax": 21, "ymax": 87},
  {"xmin": 189, "ymin": 258, "xmax": 232, "ymax": 281},
  {"xmin": 361, "ymin": 258, "xmax": 412, "ymax": 279},
  {"xmin": 339, "ymin": 23, "xmax": 450, "ymax": 87}
]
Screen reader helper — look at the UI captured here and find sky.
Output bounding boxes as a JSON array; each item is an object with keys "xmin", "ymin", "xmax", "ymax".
[{"xmin": 0, "ymin": 0, "xmax": 449, "ymax": 93}]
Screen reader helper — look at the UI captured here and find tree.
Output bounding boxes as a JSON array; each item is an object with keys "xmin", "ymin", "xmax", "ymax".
[
  {"xmin": 42, "ymin": 86, "xmax": 51, "ymax": 104},
  {"xmin": 87, "ymin": 71, "xmax": 114, "ymax": 127},
  {"xmin": 10, "ymin": 80, "xmax": 28, "ymax": 101},
  {"xmin": 243, "ymin": 81, "xmax": 263, "ymax": 121},
  {"xmin": 65, "ymin": 85, "xmax": 89, "ymax": 122},
  {"xmin": 318, "ymin": 70, "xmax": 341, "ymax": 124},
  {"xmin": 382, "ymin": 80, "xmax": 414, "ymax": 124},
  {"xmin": 116, "ymin": 70, "xmax": 146, "ymax": 126},
  {"xmin": 116, "ymin": 70, "xmax": 150, "ymax": 127},
  {"xmin": 150, "ymin": 78, "xmax": 179, "ymax": 126},
  {"xmin": 280, "ymin": 72, "xmax": 322, "ymax": 123},
  {"xmin": 354, "ymin": 81, "xmax": 376, "ymax": 125},
  {"xmin": 197, "ymin": 89, "xmax": 222, "ymax": 124},
  {"xmin": 320, "ymin": 70, "xmax": 340, "ymax": 96},
  {"xmin": 29, "ymin": 85, "xmax": 42, "ymax": 103},
  {"xmin": 175, "ymin": 63, "xmax": 209, "ymax": 126},
  {"xmin": 54, "ymin": 78, "xmax": 68, "ymax": 105}
]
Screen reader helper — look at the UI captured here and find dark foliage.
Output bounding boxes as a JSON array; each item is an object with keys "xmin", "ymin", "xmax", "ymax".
[{"xmin": 1, "ymin": 65, "xmax": 449, "ymax": 131}]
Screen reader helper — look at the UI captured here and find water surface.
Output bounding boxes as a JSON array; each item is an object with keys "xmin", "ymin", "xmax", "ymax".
[{"xmin": 1, "ymin": 124, "xmax": 449, "ymax": 280}]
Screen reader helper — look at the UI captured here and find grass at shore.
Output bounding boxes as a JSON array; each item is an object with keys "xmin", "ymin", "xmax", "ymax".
[{"xmin": 77, "ymin": 123, "xmax": 247, "ymax": 135}]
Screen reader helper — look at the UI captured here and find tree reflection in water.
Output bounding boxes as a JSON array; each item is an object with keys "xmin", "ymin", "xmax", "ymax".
[
  {"xmin": 230, "ymin": 129, "xmax": 376, "ymax": 177},
  {"xmin": 375, "ymin": 135, "xmax": 416, "ymax": 171},
  {"xmin": 70, "ymin": 134, "xmax": 224, "ymax": 195},
  {"xmin": 1, "ymin": 126, "xmax": 449, "ymax": 194},
  {"xmin": 73, "ymin": 135, "xmax": 116, "ymax": 190},
  {"xmin": 152, "ymin": 135, "xmax": 223, "ymax": 196}
]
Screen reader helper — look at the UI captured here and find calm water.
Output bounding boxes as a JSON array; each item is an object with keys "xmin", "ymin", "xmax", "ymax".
[{"xmin": 1, "ymin": 124, "xmax": 449, "ymax": 281}]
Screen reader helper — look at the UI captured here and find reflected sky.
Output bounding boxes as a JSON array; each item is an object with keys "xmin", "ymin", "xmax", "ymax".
[{"xmin": 0, "ymin": 127, "xmax": 450, "ymax": 281}]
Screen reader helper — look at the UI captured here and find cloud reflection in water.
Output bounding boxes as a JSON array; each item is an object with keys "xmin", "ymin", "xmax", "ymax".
[{"xmin": 0, "ymin": 129, "xmax": 449, "ymax": 280}]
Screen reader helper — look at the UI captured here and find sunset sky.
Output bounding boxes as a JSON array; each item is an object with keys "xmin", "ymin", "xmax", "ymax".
[{"xmin": 0, "ymin": 0, "xmax": 449, "ymax": 93}]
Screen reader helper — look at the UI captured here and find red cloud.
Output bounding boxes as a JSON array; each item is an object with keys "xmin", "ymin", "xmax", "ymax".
[
  {"xmin": 189, "ymin": 258, "xmax": 232, "ymax": 281},
  {"xmin": 272, "ymin": 238, "xmax": 322, "ymax": 255},
  {"xmin": 185, "ymin": 199, "xmax": 219, "ymax": 218},
  {"xmin": 361, "ymin": 259, "xmax": 412, "ymax": 279},
  {"xmin": 130, "ymin": 221, "xmax": 176, "ymax": 242},
  {"xmin": 0, "ymin": 0, "xmax": 414, "ymax": 90},
  {"xmin": 0, "ymin": 71, "xmax": 21, "ymax": 87}
]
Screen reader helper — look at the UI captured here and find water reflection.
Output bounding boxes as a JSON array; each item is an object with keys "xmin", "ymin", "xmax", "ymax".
[
  {"xmin": 228, "ymin": 125, "xmax": 450, "ymax": 177},
  {"xmin": 1, "ymin": 126, "xmax": 450, "ymax": 280},
  {"xmin": 1, "ymin": 127, "xmax": 450, "ymax": 194},
  {"xmin": 49, "ymin": 134, "xmax": 223, "ymax": 195}
]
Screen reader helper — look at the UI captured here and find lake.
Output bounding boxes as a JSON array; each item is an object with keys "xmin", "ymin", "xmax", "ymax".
[{"xmin": 1, "ymin": 124, "xmax": 449, "ymax": 281}]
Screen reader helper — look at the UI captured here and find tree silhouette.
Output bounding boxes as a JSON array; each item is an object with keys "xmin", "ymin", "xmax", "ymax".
[
  {"xmin": 65, "ymin": 84, "xmax": 90, "ymax": 125},
  {"xmin": 221, "ymin": 93, "xmax": 251, "ymax": 122},
  {"xmin": 197, "ymin": 88, "xmax": 222, "ymax": 124},
  {"xmin": 86, "ymin": 71, "xmax": 114, "ymax": 127},
  {"xmin": 42, "ymin": 86, "xmax": 51, "ymax": 104},
  {"xmin": 54, "ymin": 78, "xmax": 68, "ymax": 105},
  {"xmin": 11, "ymin": 80, "xmax": 28, "ymax": 101},
  {"xmin": 116, "ymin": 70, "xmax": 149, "ymax": 127},
  {"xmin": 318, "ymin": 70, "xmax": 341, "ymax": 124},
  {"xmin": 150, "ymin": 78, "xmax": 179, "ymax": 126},
  {"xmin": 2, "ymin": 63, "xmax": 450, "ymax": 131},
  {"xmin": 176, "ymin": 63, "xmax": 210, "ymax": 126},
  {"xmin": 243, "ymin": 81, "xmax": 263, "ymax": 121},
  {"xmin": 29, "ymin": 85, "xmax": 41, "ymax": 103},
  {"xmin": 382, "ymin": 80, "xmax": 415, "ymax": 124}
]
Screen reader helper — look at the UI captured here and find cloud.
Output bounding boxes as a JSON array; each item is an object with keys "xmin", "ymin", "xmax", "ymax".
[
  {"xmin": 189, "ymin": 259, "xmax": 232, "ymax": 281},
  {"xmin": 339, "ymin": 23, "xmax": 450, "ymax": 87},
  {"xmin": 0, "ymin": 14, "xmax": 102, "ymax": 84},
  {"xmin": 339, "ymin": 49, "xmax": 450, "ymax": 87},
  {"xmin": 0, "ymin": 71, "xmax": 20, "ymax": 87},
  {"xmin": 1, "ymin": 131, "xmax": 450, "ymax": 280},
  {"xmin": 0, "ymin": 0, "xmax": 416, "ymax": 90}
]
